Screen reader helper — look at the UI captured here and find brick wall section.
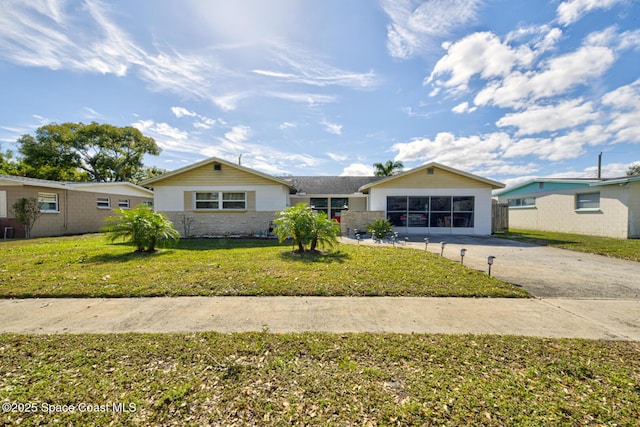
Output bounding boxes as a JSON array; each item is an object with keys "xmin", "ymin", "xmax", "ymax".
[
  {"xmin": 340, "ymin": 211, "xmax": 385, "ymax": 236},
  {"xmin": 1, "ymin": 185, "xmax": 152, "ymax": 238},
  {"xmin": 165, "ymin": 211, "xmax": 278, "ymax": 237}
]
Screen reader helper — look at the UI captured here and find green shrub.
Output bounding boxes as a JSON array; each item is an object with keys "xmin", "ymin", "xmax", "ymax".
[
  {"xmin": 102, "ymin": 204, "xmax": 180, "ymax": 252},
  {"xmin": 367, "ymin": 218, "xmax": 394, "ymax": 240},
  {"xmin": 273, "ymin": 203, "xmax": 340, "ymax": 252}
]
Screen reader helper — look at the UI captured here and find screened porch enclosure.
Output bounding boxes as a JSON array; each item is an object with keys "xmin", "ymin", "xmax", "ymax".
[{"xmin": 386, "ymin": 196, "xmax": 475, "ymax": 231}]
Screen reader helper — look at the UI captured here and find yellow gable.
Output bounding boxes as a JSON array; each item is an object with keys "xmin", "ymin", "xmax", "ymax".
[
  {"xmin": 373, "ymin": 166, "xmax": 492, "ymax": 189},
  {"xmin": 152, "ymin": 161, "xmax": 283, "ymax": 187}
]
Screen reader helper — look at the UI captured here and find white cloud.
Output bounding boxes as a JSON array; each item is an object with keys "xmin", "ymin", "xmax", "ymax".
[
  {"xmin": 340, "ymin": 163, "xmax": 373, "ymax": 176},
  {"xmin": 172, "ymin": 106, "xmax": 220, "ymax": 129},
  {"xmin": 279, "ymin": 122, "xmax": 296, "ymax": 130},
  {"xmin": 451, "ymin": 102, "xmax": 476, "ymax": 114},
  {"xmin": 171, "ymin": 107, "xmax": 196, "ymax": 118},
  {"xmin": 556, "ymin": 0, "xmax": 626, "ymax": 26},
  {"xmin": 426, "ymin": 31, "xmax": 535, "ymax": 93},
  {"xmin": 496, "ymin": 98, "xmax": 599, "ymax": 135},
  {"xmin": 602, "ymin": 79, "xmax": 640, "ymax": 143},
  {"xmin": 327, "ymin": 152, "xmax": 348, "ymax": 162},
  {"xmin": 131, "ymin": 119, "xmax": 194, "ymax": 152},
  {"xmin": 381, "ymin": 0, "xmax": 482, "ymax": 59},
  {"xmin": 224, "ymin": 126, "xmax": 250, "ymax": 144},
  {"xmin": 502, "ymin": 125, "xmax": 608, "ymax": 161},
  {"xmin": 265, "ymin": 91, "xmax": 337, "ymax": 105},
  {"xmin": 321, "ymin": 120, "xmax": 342, "ymax": 136},
  {"xmin": 474, "ymin": 44, "xmax": 615, "ymax": 108}
]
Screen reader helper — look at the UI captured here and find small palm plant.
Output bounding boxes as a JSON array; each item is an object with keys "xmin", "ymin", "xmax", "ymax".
[
  {"xmin": 274, "ymin": 203, "xmax": 341, "ymax": 253},
  {"xmin": 367, "ymin": 218, "xmax": 394, "ymax": 240},
  {"xmin": 102, "ymin": 204, "xmax": 180, "ymax": 252},
  {"xmin": 309, "ymin": 210, "xmax": 341, "ymax": 252}
]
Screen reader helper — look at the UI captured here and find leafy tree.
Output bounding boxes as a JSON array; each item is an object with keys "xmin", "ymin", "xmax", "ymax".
[
  {"xmin": 0, "ymin": 149, "xmax": 19, "ymax": 175},
  {"xmin": 367, "ymin": 218, "xmax": 394, "ymax": 240},
  {"xmin": 16, "ymin": 122, "xmax": 160, "ymax": 182},
  {"xmin": 133, "ymin": 165, "xmax": 168, "ymax": 184},
  {"xmin": 373, "ymin": 160, "xmax": 404, "ymax": 176},
  {"xmin": 11, "ymin": 197, "xmax": 43, "ymax": 239},
  {"xmin": 273, "ymin": 203, "xmax": 340, "ymax": 253},
  {"xmin": 102, "ymin": 204, "xmax": 180, "ymax": 252},
  {"xmin": 627, "ymin": 164, "xmax": 640, "ymax": 176}
]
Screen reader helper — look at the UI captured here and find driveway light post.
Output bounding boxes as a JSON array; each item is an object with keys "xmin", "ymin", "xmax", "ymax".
[
  {"xmin": 424, "ymin": 237, "xmax": 429, "ymax": 251},
  {"xmin": 404, "ymin": 237, "xmax": 409, "ymax": 246},
  {"xmin": 440, "ymin": 241, "xmax": 446, "ymax": 256},
  {"xmin": 460, "ymin": 248, "xmax": 467, "ymax": 265},
  {"xmin": 487, "ymin": 256, "xmax": 496, "ymax": 276},
  {"xmin": 356, "ymin": 234, "xmax": 360, "ymax": 245}
]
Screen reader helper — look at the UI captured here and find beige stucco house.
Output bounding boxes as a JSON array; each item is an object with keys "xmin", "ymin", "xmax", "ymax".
[
  {"xmin": 0, "ymin": 175, "xmax": 154, "ymax": 238},
  {"xmin": 494, "ymin": 176, "xmax": 640, "ymax": 239},
  {"xmin": 141, "ymin": 157, "xmax": 504, "ymax": 237}
]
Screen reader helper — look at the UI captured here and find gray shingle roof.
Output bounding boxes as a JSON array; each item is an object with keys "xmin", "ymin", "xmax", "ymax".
[{"xmin": 286, "ymin": 176, "xmax": 384, "ymax": 195}]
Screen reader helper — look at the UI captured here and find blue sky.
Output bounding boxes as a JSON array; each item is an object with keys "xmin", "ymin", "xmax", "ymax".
[{"xmin": 1, "ymin": 0, "xmax": 639, "ymax": 187}]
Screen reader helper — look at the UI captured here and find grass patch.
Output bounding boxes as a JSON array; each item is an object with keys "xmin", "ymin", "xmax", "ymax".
[
  {"xmin": 0, "ymin": 234, "xmax": 527, "ymax": 298},
  {"xmin": 0, "ymin": 332, "xmax": 638, "ymax": 425},
  {"xmin": 498, "ymin": 229, "xmax": 640, "ymax": 262}
]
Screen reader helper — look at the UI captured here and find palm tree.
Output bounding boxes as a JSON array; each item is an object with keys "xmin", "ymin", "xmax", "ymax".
[
  {"xmin": 373, "ymin": 160, "xmax": 404, "ymax": 176},
  {"xmin": 102, "ymin": 204, "xmax": 180, "ymax": 252},
  {"xmin": 309, "ymin": 211, "xmax": 341, "ymax": 252}
]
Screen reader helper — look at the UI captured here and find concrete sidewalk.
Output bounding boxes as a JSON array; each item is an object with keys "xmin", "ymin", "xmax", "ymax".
[{"xmin": 1, "ymin": 297, "xmax": 638, "ymax": 340}]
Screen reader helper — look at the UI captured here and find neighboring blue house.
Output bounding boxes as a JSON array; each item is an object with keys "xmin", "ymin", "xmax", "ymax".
[{"xmin": 494, "ymin": 177, "xmax": 640, "ymax": 239}]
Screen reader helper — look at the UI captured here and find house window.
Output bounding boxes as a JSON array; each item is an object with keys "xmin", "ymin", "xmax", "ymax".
[
  {"xmin": 330, "ymin": 198, "xmax": 348, "ymax": 220},
  {"xmin": 142, "ymin": 201, "xmax": 153, "ymax": 207},
  {"xmin": 387, "ymin": 196, "xmax": 408, "ymax": 227},
  {"xmin": 222, "ymin": 192, "xmax": 246, "ymax": 209},
  {"xmin": 386, "ymin": 196, "xmax": 474, "ymax": 228},
  {"xmin": 97, "ymin": 197, "xmax": 111, "ymax": 209},
  {"xmin": 38, "ymin": 192, "xmax": 59, "ymax": 213},
  {"xmin": 194, "ymin": 192, "xmax": 246, "ymax": 210},
  {"xmin": 195, "ymin": 192, "xmax": 219, "ymax": 209},
  {"xmin": 310, "ymin": 198, "xmax": 329, "ymax": 215},
  {"xmin": 118, "ymin": 199, "xmax": 130, "ymax": 209},
  {"xmin": 453, "ymin": 196, "xmax": 474, "ymax": 227},
  {"xmin": 508, "ymin": 197, "xmax": 536, "ymax": 208},
  {"xmin": 0, "ymin": 191, "xmax": 6, "ymax": 218},
  {"xmin": 576, "ymin": 192, "xmax": 600, "ymax": 210}
]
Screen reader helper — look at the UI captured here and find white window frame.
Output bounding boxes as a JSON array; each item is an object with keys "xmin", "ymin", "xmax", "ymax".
[
  {"xmin": 194, "ymin": 191, "xmax": 246, "ymax": 211},
  {"xmin": 142, "ymin": 201, "xmax": 153, "ymax": 207},
  {"xmin": 38, "ymin": 192, "xmax": 59, "ymax": 213},
  {"xmin": 118, "ymin": 199, "xmax": 130, "ymax": 209},
  {"xmin": 97, "ymin": 197, "xmax": 111, "ymax": 209},
  {"xmin": 0, "ymin": 191, "xmax": 6, "ymax": 218},
  {"xmin": 508, "ymin": 197, "xmax": 536, "ymax": 208},
  {"xmin": 575, "ymin": 192, "xmax": 600, "ymax": 211}
]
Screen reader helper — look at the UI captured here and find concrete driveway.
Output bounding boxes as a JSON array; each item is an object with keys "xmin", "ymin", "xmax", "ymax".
[{"xmin": 347, "ymin": 235, "xmax": 640, "ymax": 300}]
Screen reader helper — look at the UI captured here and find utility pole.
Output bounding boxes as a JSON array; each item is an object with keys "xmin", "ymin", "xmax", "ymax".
[{"xmin": 597, "ymin": 152, "xmax": 602, "ymax": 179}]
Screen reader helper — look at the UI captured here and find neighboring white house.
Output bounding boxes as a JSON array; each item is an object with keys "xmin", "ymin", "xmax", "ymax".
[
  {"xmin": 141, "ymin": 158, "xmax": 504, "ymax": 237},
  {"xmin": 0, "ymin": 175, "xmax": 153, "ymax": 238},
  {"xmin": 494, "ymin": 176, "xmax": 640, "ymax": 239}
]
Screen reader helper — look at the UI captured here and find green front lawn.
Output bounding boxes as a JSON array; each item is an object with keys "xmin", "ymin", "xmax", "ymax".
[
  {"xmin": 498, "ymin": 229, "xmax": 640, "ymax": 262},
  {"xmin": 1, "ymin": 332, "xmax": 638, "ymax": 426},
  {"xmin": 0, "ymin": 234, "xmax": 527, "ymax": 298}
]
